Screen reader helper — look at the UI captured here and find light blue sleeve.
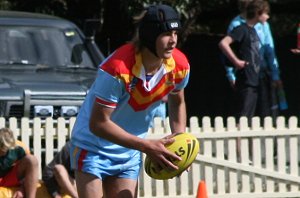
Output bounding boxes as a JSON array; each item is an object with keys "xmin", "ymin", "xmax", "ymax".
[
  {"xmin": 93, "ymin": 69, "xmax": 123, "ymax": 103},
  {"xmin": 225, "ymin": 67, "xmax": 236, "ymax": 81},
  {"xmin": 227, "ymin": 20, "xmax": 243, "ymax": 33},
  {"xmin": 262, "ymin": 22, "xmax": 280, "ymax": 81}
]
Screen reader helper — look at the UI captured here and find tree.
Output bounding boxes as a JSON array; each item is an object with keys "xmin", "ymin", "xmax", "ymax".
[{"xmin": 1, "ymin": 0, "xmax": 300, "ymax": 54}]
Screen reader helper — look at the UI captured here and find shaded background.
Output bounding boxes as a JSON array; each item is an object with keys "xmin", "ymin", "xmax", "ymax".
[{"xmin": 2, "ymin": 0, "xmax": 300, "ymax": 121}]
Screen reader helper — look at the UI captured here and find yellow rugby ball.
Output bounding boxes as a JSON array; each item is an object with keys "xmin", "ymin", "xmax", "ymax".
[{"xmin": 144, "ymin": 132, "xmax": 199, "ymax": 180}]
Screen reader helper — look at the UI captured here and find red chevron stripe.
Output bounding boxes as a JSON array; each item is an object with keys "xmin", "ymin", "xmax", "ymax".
[{"xmin": 95, "ymin": 97, "xmax": 117, "ymax": 108}]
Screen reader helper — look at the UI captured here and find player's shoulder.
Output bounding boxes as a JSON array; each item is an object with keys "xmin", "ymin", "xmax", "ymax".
[
  {"xmin": 111, "ymin": 43, "xmax": 135, "ymax": 58},
  {"xmin": 104, "ymin": 43, "xmax": 136, "ymax": 64},
  {"xmin": 100, "ymin": 43, "xmax": 136, "ymax": 76},
  {"xmin": 172, "ymin": 48, "xmax": 190, "ymax": 70}
]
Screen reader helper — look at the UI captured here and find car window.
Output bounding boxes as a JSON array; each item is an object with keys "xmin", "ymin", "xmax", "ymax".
[{"xmin": 0, "ymin": 26, "xmax": 94, "ymax": 68}]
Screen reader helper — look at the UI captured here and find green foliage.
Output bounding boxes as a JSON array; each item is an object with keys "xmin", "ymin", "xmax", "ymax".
[
  {"xmin": 0, "ymin": 0, "xmax": 299, "ymax": 46},
  {"xmin": 0, "ymin": 0, "xmax": 11, "ymax": 10},
  {"xmin": 0, "ymin": 0, "xmax": 68, "ymax": 17}
]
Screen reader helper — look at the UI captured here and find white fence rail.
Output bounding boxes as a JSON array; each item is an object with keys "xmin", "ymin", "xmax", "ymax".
[{"xmin": 0, "ymin": 116, "xmax": 300, "ymax": 198}]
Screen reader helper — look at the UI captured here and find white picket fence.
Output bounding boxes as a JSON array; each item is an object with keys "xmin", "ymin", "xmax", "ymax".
[{"xmin": 0, "ymin": 116, "xmax": 300, "ymax": 198}]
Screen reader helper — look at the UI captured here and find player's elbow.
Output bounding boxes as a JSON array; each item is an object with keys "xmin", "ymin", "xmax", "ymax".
[
  {"xmin": 89, "ymin": 120, "xmax": 100, "ymax": 136},
  {"xmin": 89, "ymin": 119, "xmax": 108, "ymax": 138},
  {"xmin": 218, "ymin": 39, "xmax": 226, "ymax": 51}
]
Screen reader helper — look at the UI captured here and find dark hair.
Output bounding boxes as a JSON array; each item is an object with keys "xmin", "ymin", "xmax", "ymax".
[
  {"xmin": 131, "ymin": 10, "xmax": 147, "ymax": 53},
  {"xmin": 246, "ymin": 0, "xmax": 270, "ymax": 19},
  {"xmin": 238, "ymin": 0, "xmax": 252, "ymax": 13}
]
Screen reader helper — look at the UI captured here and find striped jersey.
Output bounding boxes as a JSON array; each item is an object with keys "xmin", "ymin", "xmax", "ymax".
[{"xmin": 71, "ymin": 43, "xmax": 190, "ymax": 161}]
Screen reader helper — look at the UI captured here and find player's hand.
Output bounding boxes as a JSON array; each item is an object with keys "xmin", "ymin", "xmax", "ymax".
[
  {"xmin": 162, "ymin": 132, "xmax": 182, "ymax": 139},
  {"xmin": 144, "ymin": 138, "xmax": 181, "ymax": 172}
]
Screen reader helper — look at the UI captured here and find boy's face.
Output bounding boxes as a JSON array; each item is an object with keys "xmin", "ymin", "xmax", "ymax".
[
  {"xmin": 258, "ymin": 12, "xmax": 269, "ymax": 24},
  {"xmin": 155, "ymin": 30, "xmax": 178, "ymax": 59}
]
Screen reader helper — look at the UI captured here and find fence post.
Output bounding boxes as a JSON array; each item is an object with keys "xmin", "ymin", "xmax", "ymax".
[{"xmin": 202, "ymin": 116, "xmax": 213, "ymax": 194}]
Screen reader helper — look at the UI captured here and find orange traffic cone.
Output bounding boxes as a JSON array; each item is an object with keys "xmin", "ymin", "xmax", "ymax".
[{"xmin": 196, "ymin": 180, "xmax": 208, "ymax": 198}]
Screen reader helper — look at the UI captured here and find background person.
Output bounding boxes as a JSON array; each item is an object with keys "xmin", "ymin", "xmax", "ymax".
[
  {"xmin": 219, "ymin": 0, "xmax": 271, "ymax": 120},
  {"xmin": 222, "ymin": 0, "xmax": 285, "ymax": 121},
  {"xmin": 42, "ymin": 141, "xmax": 78, "ymax": 198},
  {"xmin": 70, "ymin": 4, "xmax": 190, "ymax": 198},
  {"xmin": 219, "ymin": 0, "xmax": 272, "ymax": 161},
  {"xmin": 0, "ymin": 127, "xmax": 39, "ymax": 198}
]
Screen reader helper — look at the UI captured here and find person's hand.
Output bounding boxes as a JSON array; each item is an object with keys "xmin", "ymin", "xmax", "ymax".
[
  {"xmin": 163, "ymin": 132, "xmax": 192, "ymax": 176},
  {"xmin": 235, "ymin": 60, "xmax": 248, "ymax": 70},
  {"xmin": 12, "ymin": 189, "xmax": 24, "ymax": 198},
  {"xmin": 162, "ymin": 132, "xmax": 182, "ymax": 139},
  {"xmin": 144, "ymin": 135, "xmax": 182, "ymax": 173},
  {"xmin": 291, "ymin": 48, "xmax": 300, "ymax": 54}
]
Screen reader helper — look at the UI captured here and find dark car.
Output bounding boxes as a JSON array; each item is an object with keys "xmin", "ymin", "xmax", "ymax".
[{"xmin": 0, "ymin": 11, "xmax": 105, "ymax": 120}]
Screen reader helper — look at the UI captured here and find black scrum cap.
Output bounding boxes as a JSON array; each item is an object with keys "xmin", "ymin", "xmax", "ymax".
[{"xmin": 139, "ymin": 4, "xmax": 181, "ymax": 57}]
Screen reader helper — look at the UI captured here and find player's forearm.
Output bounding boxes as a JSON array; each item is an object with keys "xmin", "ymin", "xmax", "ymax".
[
  {"xmin": 89, "ymin": 119, "xmax": 147, "ymax": 152},
  {"xmin": 168, "ymin": 91, "xmax": 187, "ymax": 133},
  {"xmin": 169, "ymin": 104, "xmax": 186, "ymax": 134}
]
